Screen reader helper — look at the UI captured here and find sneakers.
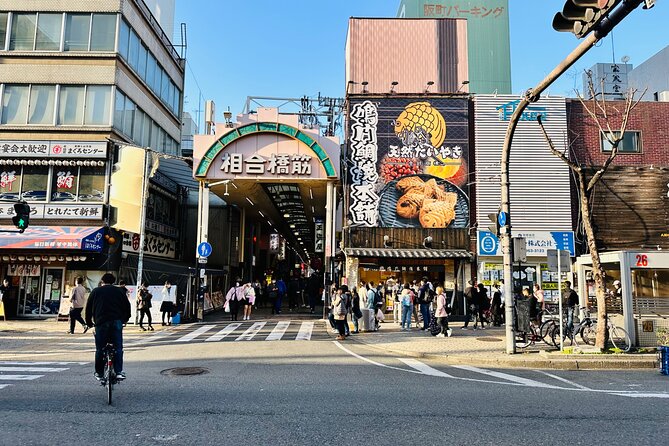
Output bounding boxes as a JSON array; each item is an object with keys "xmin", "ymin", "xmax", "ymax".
[
  {"xmin": 94, "ymin": 372, "xmax": 102, "ymax": 381},
  {"xmin": 447, "ymin": 328, "xmax": 453, "ymax": 337},
  {"xmin": 335, "ymin": 335, "xmax": 345, "ymax": 341},
  {"xmin": 82, "ymin": 325, "xmax": 90, "ymax": 334},
  {"xmin": 436, "ymin": 333, "xmax": 446, "ymax": 338},
  {"xmin": 461, "ymin": 327, "xmax": 467, "ymax": 330},
  {"xmin": 117, "ymin": 371, "xmax": 126, "ymax": 380}
]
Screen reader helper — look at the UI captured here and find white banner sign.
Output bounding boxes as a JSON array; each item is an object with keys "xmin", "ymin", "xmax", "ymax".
[
  {"xmin": 122, "ymin": 232, "xmax": 176, "ymax": 259},
  {"xmin": 348, "ymin": 100, "xmax": 380, "ymax": 227},
  {"xmin": 0, "ymin": 204, "xmax": 104, "ymax": 220},
  {"xmin": 0, "ymin": 141, "xmax": 108, "ymax": 158}
]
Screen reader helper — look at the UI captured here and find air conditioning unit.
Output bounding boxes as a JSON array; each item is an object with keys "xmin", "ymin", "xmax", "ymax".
[{"xmin": 658, "ymin": 91, "xmax": 669, "ymax": 102}]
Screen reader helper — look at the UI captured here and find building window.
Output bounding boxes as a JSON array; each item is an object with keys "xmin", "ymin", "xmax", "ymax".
[
  {"xmin": 118, "ymin": 17, "xmax": 129, "ymax": 59},
  {"xmin": 21, "ymin": 166, "xmax": 48, "ymax": 202},
  {"xmin": 9, "ymin": 13, "xmax": 36, "ymax": 50},
  {"xmin": 123, "ymin": 97, "xmax": 136, "ymax": 137},
  {"xmin": 51, "ymin": 168, "xmax": 78, "ymax": 201},
  {"xmin": 601, "ymin": 131, "xmax": 642, "ymax": 153},
  {"xmin": 0, "ymin": 13, "xmax": 8, "ymax": 50},
  {"xmin": 90, "ymin": 14, "xmax": 116, "ymax": 51},
  {"xmin": 137, "ymin": 43, "xmax": 148, "ymax": 81},
  {"xmin": 78, "ymin": 167, "xmax": 105, "ymax": 202},
  {"xmin": 64, "ymin": 14, "xmax": 91, "ymax": 51},
  {"xmin": 35, "ymin": 13, "xmax": 62, "ymax": 51},
  {"xmin": 0, "ymin": 166, "xmax": 21, "ymax": 200},
  {"xmin": 28, "ymin": 85, "xmax": 56, "ymax": 125},
  {"xmin": 58, "ymin": 85, "xmax": 85, "ymax": 125},
  {"xmin": 84, "ymin": 85, "xmax": 111, "ymax": 125},
  {"xmin": 128, "ymin": 29, "xmax": 140, "ymax": 72},
  {"xmin": 1, "ymin": 85, "xmax": 29, "ymax": 124}
]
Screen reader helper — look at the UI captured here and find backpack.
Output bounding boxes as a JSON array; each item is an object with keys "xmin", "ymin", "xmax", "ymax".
[
  {"xmin": 374, "ymin": 290, "xmax": 384, "ymax": 308},
  {"xmin": 402, "ymin": 293, "xmax": 412, "ymax": 307},
  {"xmin": 426, "ymin": 287, "xmax": 436, "ymax": 303},
  {"xmin": 336, "ymin": 295, "xmax": 347, "ymax": 316}
]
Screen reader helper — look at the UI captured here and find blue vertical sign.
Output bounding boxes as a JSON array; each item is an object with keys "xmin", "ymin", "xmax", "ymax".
[{"xmin": 197, "ymin": 242, "xmax": 212, "ymax": 258}]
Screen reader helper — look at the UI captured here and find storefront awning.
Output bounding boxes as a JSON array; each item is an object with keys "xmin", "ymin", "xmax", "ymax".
[
  {"xmin": 345, "ymin": 248, "xmax": 473, "ymax": 259},
  {"xmin": 0, "ymin": 226, "xmax": 105, "ymax": 252}
]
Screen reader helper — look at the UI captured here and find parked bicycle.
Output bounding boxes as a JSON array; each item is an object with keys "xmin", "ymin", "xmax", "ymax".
[
  {"xmin": 587, "ymin": 317, "xmax": 632, "ymax": 352},
  {"xmin": 549, "ymin": 307, "xmax": 598, "ymax": 349}
]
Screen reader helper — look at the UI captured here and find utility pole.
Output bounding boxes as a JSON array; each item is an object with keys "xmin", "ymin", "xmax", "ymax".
[{"xmin": 502, "ymin": 0, "xmax": 651, "ymax": 354}]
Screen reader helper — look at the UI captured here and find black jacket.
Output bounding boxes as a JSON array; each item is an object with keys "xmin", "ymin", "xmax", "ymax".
[{"xmin": 85, "ymin": 285, "xmax": 131, "ymax": 327}]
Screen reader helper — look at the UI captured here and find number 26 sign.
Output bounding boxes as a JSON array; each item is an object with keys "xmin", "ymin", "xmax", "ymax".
[{"xmin": 635, "ymin": 254, "xmax": 649, "ymax": 267}]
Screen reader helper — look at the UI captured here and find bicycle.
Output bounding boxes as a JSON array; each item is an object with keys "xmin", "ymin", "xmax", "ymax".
[
  {"xmin": 550, "ymin": 307, "xmax": 597, "ymax": 348},
  {"xmin": 587, "ymin": 317, "xmax": 632, "ymax": 352}
]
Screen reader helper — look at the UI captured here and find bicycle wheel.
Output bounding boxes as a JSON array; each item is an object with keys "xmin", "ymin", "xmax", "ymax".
[
  {"xmin": 609, "ymin": 325, "xmax": 631, "ymax": 352},
  {"xmin": 103, "ymin": 353, "xmax": 113, "ymax": 405},
  {"xmin": 539, "ymin": 320, "xmax": 556, "ymax": 345},
  {"xmin": 515, "ymin": 331, "xmax": 531, "ymax": 349},
  {"xmin": 579, "ymin": 321, "xmax": 597, "ymax": 346}
]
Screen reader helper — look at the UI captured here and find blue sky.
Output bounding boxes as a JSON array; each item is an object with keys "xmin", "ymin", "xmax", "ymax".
[{"xmin": 175, "ymin": 0, "xmax": 667, "ymax": 130}]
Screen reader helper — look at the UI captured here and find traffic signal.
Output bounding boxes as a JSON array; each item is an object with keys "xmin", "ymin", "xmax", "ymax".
[
  {"xmin": 12, "ymin": 202, "xmax": 30, "ymax": 232},
  {"xmin": 487, "ymin": 213, "xmax": 500, "ymax": 238},
  {"xmin": 552, "ymin": 0, "xmax": 622, "ymax": 38}
]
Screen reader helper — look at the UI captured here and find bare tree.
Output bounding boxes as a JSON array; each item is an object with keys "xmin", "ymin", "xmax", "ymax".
[{"xmin": 537, "ymin": 75, "xmax": 644, "ymax": 350}]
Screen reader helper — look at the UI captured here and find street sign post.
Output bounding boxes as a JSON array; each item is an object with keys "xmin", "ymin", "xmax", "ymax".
[{"xmin": 197, "ymin": 242, "xmax": 212, "ymax": 258}]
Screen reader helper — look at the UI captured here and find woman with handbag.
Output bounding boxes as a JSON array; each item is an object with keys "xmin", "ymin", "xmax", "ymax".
[
  {"xmin": 225, "ymin": 279, "xmax": 244, "ymax": 321},
  {"xmin": 137, "ymin": 282, "xmax": 154, "ymax": 331},
  {"xmin": 332, "ymin": 285, "xmax": 349, "ymax": 341},
  {"xmin": 435, "ymin": 286, "xmax": 452, "ymax": 337}
]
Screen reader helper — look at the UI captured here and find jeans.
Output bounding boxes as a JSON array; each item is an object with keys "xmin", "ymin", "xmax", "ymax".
[
  {"xmin": 328, "ymin": 312, "xmax": 336, "ymax": 329},
  {"xmin": 139, "ymin": 308, "xmax": 152, "ymax": 327},
  {"xmin": 94, "ymin": 320, "xmax": 124, "ymax": 375},
  {"xmin": 437, "ymin": 316, "xmax": 449, "ymax": 333},
  {"xmin": 401, "ymin": 305, "xmax": 412, "ymax": 329},
  {"xmin": 420, "ymin": 303, "xmax": 430, "ymax": 329},
  {"xmin": 352, "ymin": 311, "xmax": 359, "ymax": 332},
  {"xmin": 567, "ymin": 306, "xmax": 575, "ymax": 331},
  {"xmin": 274, "ymin": 294, "xmax": 283, "ymax": 314},
  {"xmin": 69, "ymin": 307, "xmax": 86, "ymax": 333}
]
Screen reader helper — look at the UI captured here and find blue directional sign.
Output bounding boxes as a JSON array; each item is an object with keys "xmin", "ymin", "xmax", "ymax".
[
  {"xmin": 197, "ymin": 242, "xmax": 213, "ymax": 258},
  {"xmin": 497, "ymin": 211, "xmax": 508, "ymax": 227}
]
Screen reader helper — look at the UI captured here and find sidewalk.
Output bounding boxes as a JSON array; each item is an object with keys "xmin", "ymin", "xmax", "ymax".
[{"xmin": 345, "ymin": 319, "xmax": 659, "ymax": 370}]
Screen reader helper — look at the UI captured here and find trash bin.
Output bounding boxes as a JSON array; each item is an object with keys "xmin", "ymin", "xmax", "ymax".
[
  {"xmin": 360, "ymin": 308, "xmax": 375, "ymax": 332},
  {"xmin": 659, "ymin": 346, "xmax": 669, "ymax": 376}
]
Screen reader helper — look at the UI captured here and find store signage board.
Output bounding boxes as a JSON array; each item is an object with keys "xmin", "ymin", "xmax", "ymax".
[
  {"xmin": 0, "ymin": 204, "xmax": 104, "ymax": 220},
  {"xmin": 546, "ymin": 249, "xmax": 570, "ymax": 272},
  {"xmin": 0, "ymin": 141, "xmax": 107, "ymax": 158},
  {"xmin": 478, "ymin": 231, "xmax": 575, "ymax": 257}
]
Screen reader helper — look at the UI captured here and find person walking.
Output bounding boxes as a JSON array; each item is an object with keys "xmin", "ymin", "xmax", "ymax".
[
  {"xmin": 417, "ymin": 278, "xmax": 432, "ymax": 331},
  {"xmin": 331, "ymin": 285, "xmax": 349, "ymax": 340},
  {"xmin": 563, "ymin": 281, "xmax": 579, "ymax": 331},
  {"xmin": 160, "ymin": 281, "xmax": 175, "ymax": 326},
  {"xmin": 476, "ymin": 283, "xmax": 489, "ymax": 329},
  {"xmin": 491, "ymin": 283, "xmax": 502, "ymax": 327},
  {"xmin": 68, "ymin": 277, "xmax": 89, "ymax": 334},
  {"xmin": 276, "ymin": 277, "xmax": 287, "ymax": 314},
  {"xmin": 226, "ymin": 279, "xmax": 245, "ymax": 321},
  {"xmin": 306, "ymin": 272, "xmax": 320, "ymax": 314},
  {"xmin": 366, "ymin": 281, "xmax": 378, "ymax": 331},
  {"xmin": 137, "ymin": 282, "xmax": 154, "ymax": 331},
  {"xmin": 400, "ymin": 284, "xmax": 413, "ymax": 331},
  {"xmin": 525, "ymin": 287, "xmax": 539, "ymax": 325},
  {"xmin": 350, "ymin": 285, "xmax": 361, "ymax": 334},
  {"xmin": 243, "ymin": 282, "xmax": 255, "ymax": 320},
  {"xmin": 288, "ymin": 273, "xmax": 300, "ymax": 312},
  {"xmin": 462, "ymin": 280, "xmax": 477, "ymax": 330},
  {"xmin": 434, "ymin": 286, "xmax": 452, "ymax": 337},
  {"xmin": 85, "ymin": 273, "xmax": 131, "ymax": 381}
]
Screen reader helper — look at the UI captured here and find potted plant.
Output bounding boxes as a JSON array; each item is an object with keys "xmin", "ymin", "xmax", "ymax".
[{"xmin": 658, "ymin": 327, "xmax": 669, "ymax": 376}]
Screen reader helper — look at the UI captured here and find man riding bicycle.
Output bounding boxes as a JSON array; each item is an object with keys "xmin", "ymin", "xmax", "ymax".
[{"xmin": 85, "ymin": 273, "xmax": 131, "ymax": 381}]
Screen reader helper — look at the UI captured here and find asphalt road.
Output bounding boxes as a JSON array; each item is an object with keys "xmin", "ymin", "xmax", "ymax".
[{"xmin": 1, "ymin": 321, "xmax": 668, "ymax": 446}]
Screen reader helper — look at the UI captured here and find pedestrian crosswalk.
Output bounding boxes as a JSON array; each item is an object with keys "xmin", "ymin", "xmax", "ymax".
[
  {"xmin": 0, "ymin": 361, "xmax": 87, "ymax": 392},
  {"xmin": 129, "ymin": 320, "xmax": 323, "ymax": 346}
]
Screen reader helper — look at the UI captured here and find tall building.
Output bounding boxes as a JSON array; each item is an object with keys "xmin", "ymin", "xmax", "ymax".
[
  {"xmin": 0, "ymin": 0, "xmax": 186, "ymax": 319},
  {"xmin": 582, "ymin": 62, "xmax": 633, "ymax": 100},
  {"xmin": 397, "ymin": 0, "xmax": 511, "ymax": 94},
  {"xmin": 628, "ymin": 45, "xmax": 669, "ymax": 101}
]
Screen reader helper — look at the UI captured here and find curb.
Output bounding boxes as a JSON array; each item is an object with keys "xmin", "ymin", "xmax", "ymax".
[{"xmin": 348, "ymin": 337, "xmax": 658, "ymax": 370}]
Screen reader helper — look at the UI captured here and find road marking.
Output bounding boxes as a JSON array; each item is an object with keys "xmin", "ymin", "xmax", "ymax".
[
  {"xmin": 0, "ymin": 375, "xmax": 44, "ymax": 381},
  {"xmin": 0, "ymin": 361, "xmax": 87, "ymax": 365},
  {"xmin": 611, "ymin": 392, "xmax": 669, "ymax": 399},
  {"xmin": 333, "ymin": 341, "xmax": 423, "ymax": 374},
  {"xmin": 128, "ymin": 330, "xmax": 173, "ymax": 346},
  {"xmin": 295, "ymin": 322, "xmax": 314, "ymax": 341},
  {"xmin": 0, "ymin": 384, "xmax": 11, "ymax": 390},
  {"xmin": 534, "ymin": 370, "xmax": 591, "ymax": 390},
  {"xmin": 0, "ymin": 367, "xmax": 69, "ymax": 373},
  {"xmin": 265, "ymin": 321, "xmax": 290, "ymax": 341},
  {"xmin": 451, "ymin": 365, "xmax": 563, "ymax": 389},
  {"xmin": 175, "ymin": 325, "xmax": 216, "ymax": 343},
  {"xmin": 235, "ymin": 322, "xmax": 266, "ymax": 341},
  {"xmin": 399, "ymin": 358, "xmax": 455, "ymax": 378},
  {"xmin": 205, "ymin": 323, "xmax": 242, "ymax": 342}
]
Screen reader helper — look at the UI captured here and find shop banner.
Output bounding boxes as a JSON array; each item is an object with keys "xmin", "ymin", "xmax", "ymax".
[
  {"xmin": 7, "ymin": 264, "xmax": 41, "ymax": 277},
  {"xmin": 347, "ymin": 97, "xmax": 469, "ymax": 228},
  {"xmin": 0, "ymin": 141, "xmax": 108, "ymax": 158},
  {"xmin": 0, "ymin": 204, "xmax": 104, "ymax": 220},
  {"xmin": 478, "ymin": 230, "xmax": 575, "ymax": 257},
  {"xmin": 122, "ymin": 232, "xmax": 176, "ymax": 259}
]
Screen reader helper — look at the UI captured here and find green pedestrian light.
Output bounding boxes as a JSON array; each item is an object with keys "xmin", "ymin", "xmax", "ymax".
[{"xmin": 12, "ymin": 202, "xmax": 31, "ymax": 233}]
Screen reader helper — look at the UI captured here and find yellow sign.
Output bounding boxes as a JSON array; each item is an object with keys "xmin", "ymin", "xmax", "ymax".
[{"xmin": 0, "ymin": 301, "xmax": 5, "ymax": 321}]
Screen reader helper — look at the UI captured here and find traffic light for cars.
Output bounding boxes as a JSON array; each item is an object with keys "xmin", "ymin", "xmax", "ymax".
[
  {"xmin": 552, "ymin": 0, "xmax": 623, "ymax": 38},
  {"xmin": 12, "ymin": 202, "xmax": 30, "ymax": 232}
]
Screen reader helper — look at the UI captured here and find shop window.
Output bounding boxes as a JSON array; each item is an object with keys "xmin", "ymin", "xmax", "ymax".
[
  {"xmin": 0, "ymin": 13, "xmax": 8, "ymax": 50},
  {"xmin": 0, "ymin": 166, "xmax": 21, "ymax": 200},
  {"xmin": 90, "ymin": 14, "xmax": 116, "ymax": 51},
  {"xmin": 28, "ymin": 85, "xmax": 56, "ymax": 125},
  {"xmin": 64, "ymin": 14, "xmax": 91, "ymax": 51},
  {"xmin": 118, "ymin": 18, "xmax": 130, "ymax": 59},
  {"xmin": 84, "ymin": 85, "xmax": 111, "ymax": 125},
  {"xmin": 35, "ymin": 13, "xmax": 62, "ymax": 51},
  {"xmin": 21, "ymin": 166, "xmax": 48, "ymax": 201},
  {"xmin": 78, "ymin": 167, "xmax": 106, "ymax": 202},
  {"xmin": 632, "ymin": 269, "xmax": 669, "ymax": 298},
  {"xmin": 51, "ymin": 168, "xmax": 78, "ymax": 201},
  {"xmin": 601, "ymin": 131, "xmax": 641, "ymax": 153},
  {"xmin": 58, "ymin": 85, "xmax": 85, "ymax": 125},
  {"xmin": 9, "ymin": 13, "xmax": 36, "ymax": 50},
  {"xmin": 1, "ymin": 84, "xmax": 29, "ymax": 124}
]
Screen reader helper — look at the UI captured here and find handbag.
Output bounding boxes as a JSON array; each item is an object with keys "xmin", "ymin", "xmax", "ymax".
[
  {"xmin": 223, "ymin": 300, "xmax": 230, "ymax": 312},
  {"xmin": 376, "ymin": 309, "xmax": 385, "ymax": 321},
  {"xmin": 136, "ymin": 299, "xmax": 144, "ymax": 310}
]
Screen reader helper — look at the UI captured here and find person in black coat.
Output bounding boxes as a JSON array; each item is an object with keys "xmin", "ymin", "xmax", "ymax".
[
  {"xmin": 462, "ymin": 280, "xmax": 478, "ymax": 329},
  {"xmin": 491, "ymin": 284, "xmax": 502, "ymax": 326},
  {"xmin": 477, "ymin": 283, "xmax": 489, "ymax": 328}
]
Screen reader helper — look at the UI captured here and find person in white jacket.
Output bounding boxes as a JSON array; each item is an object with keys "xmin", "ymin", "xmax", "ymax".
[{"xmin": 160, "ymin": 281, "xmax": 175, "ymax": 325}]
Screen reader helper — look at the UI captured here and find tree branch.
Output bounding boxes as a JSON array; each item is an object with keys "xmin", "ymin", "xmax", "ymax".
[{"xmin": 537, "ymin": 115, "xmax": 580, "ymax": 171}]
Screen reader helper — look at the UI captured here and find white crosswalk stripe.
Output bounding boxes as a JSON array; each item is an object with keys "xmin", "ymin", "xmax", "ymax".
[
  {"xmin": 265, "ymin": 321, "xmax": 291, "ymax": 341},
  {"xmin": 176, "ymin": 325, "xmax": 215, "ymax": 342},
  {"xmin": 295, "ymin": 322, "xmax": 314, "ymax": 341},
  {"xmin": 235, "ymin": 322, "xmax": 267, "ymax": 341},
  {"xmin": 205, "ymin": 323, "xmax": 242, "ymax": 342},
  {"xmin": 0, "ymin": 361, "xmax": 87, "ymax": 391}
]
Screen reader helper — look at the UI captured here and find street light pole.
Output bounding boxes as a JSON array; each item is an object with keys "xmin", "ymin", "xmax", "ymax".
[{"xmin": 501, "ymin": 0, "xmax": 646, "ymax": 354}]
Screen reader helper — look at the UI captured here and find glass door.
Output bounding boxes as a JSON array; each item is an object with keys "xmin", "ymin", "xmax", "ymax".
[
  {"xmin": 42, "ymin": 268, "xmax": 64, "ymax": 316},
  {"xmin": 17, "ymin": 276, "xmax": 41, "ymax": 316}
]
